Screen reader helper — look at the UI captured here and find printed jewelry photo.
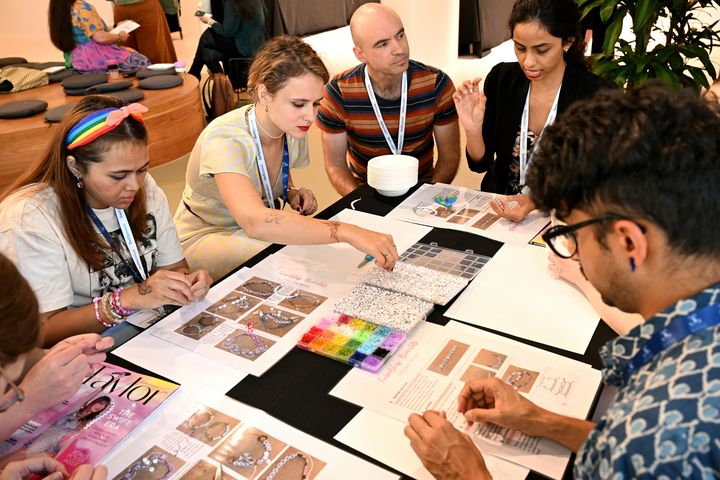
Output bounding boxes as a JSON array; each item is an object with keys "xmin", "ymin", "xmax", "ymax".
[
  {"xmin": 265, "ymin": 451, "xmax": 313, "ymax": 480},
  {"xmin": 287, "ymin": 293, "xmax": 321, "ymax": 311},
  {"xmin": 231, "ymin": 434, "xmax": 273, "ymax": 468},
  {"xmin": 212, "ymin": 295, "xmax": 252, "ymax": 315},
  {"xmin": 120, "ymin": 452, "xmax": 174, "ymax": 480},
  {"xmin": 222, "ymin": 332, "xmax": 268, "ymax": 358},
  {"xmin": 505, "ymin": 368, "xmax": 538, "ymax": 392},
  {"xmin": 258, "ymin": 308, "xmax": 298, "ymax": 330},
  {"xmin": 240, "ymin": 279, "xmax": 276, "ymax": 298}
]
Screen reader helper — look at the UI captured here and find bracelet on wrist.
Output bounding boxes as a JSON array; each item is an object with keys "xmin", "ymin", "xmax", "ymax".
[
  {"xmin": 93, "ymin": 296, "xmax": 114, "ymax": 328},
  {"xmin": 111, "ymin": 288, "xmax": 135, "ymax": 317}
]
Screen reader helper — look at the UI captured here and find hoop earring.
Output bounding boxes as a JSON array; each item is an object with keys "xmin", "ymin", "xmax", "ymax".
[{"xmin": 263, "ymin": 103, "xmax": 268, "ymax": 113}]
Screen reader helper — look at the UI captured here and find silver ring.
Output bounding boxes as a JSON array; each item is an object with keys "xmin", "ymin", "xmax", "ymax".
[{"xmin": 382, "ymin": 251, "xmax": 391, "ymax": 258}]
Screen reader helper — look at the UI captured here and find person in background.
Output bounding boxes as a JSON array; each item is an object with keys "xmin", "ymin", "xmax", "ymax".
[
  {"xmin": 317, "ymin": 3, "xmax": 460, "ymax": 196},
  {"xmin": 454, "ymin": 0, "xmax": 609, "ymax": 222},
  {"xmin": 406, "ymin": 83, "xmax": 720, "ymax": 478},
  {"xmin": 111, "ymin": 0, "xmax": 177, "ymax": 64},
  {"xmin": 189, "ymin": 0, "xmax": 267, "ymax": 80},
  {"xmin": 176, "ymin": 36, "xmax": 398, "ymax": 281},
  {"xmin": 48, "ymin": 0, "xmax": 148, "ymax": 73},
  {"xmin": 0, "ymin": 252, "xmax": 109, "ymax": 480},
  {"xmin": 0, "ymin": 96, "xmax": 211, "ymax": 347}
]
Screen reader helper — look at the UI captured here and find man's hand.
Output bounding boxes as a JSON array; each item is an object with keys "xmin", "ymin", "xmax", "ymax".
[{"xmin": 405, "ymin": 411, "xmax": 491, "ymax": 479}]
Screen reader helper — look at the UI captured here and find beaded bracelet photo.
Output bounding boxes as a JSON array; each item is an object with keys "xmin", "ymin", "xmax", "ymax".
[
  {"xmin": 120, "ymin": 452, "xmax": 174, "ymax": 480},
  {"xmin": 240, "ymin": 279, "xmax": 276, "ymax": 298},
  {"xmin": 211, "ymin": 294, "xmax": 253, "ymax": 315},
  {"xmin": 257, "ymin": 308, "xmax": 298, "ymax": 330},
  {"xmin": 265, "ymin": 451, "xmax": 313, "ymax": 480},
  {"xmin": 222, "ymin": 332, "xmax": 268, "ymax": 358},
  {"xmin": 231, "ymin": 434, "xmax": 273, "ymax": 468}
]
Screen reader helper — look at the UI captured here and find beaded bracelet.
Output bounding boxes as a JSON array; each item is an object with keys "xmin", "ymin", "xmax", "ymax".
[
  {"xmin": 93, "ymin": 296, "xmax": 114, "ymax": 328},
  {"xmin": 112, "ymin": 288, "xmax": 135, "ymax": 316},
  {"xmin": 102, "ymin": 293, "xmax": 123, "ymax": 323}
]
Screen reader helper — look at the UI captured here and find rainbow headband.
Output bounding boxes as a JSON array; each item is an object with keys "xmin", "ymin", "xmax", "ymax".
[{"xmin": 65, "ymin": 103, "xmax": 148, "ymax": 150}]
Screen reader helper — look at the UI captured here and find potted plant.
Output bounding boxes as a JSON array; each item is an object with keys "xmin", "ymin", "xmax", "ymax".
[{"xmin": 578, "ymin": 0, "xmax": 720, "ymax": 90}]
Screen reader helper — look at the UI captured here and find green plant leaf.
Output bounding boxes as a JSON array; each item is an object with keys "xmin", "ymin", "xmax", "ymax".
[
  {"xmin": 634, "ymin": 0, "xmax": 658, "ymax": 33},
  {"xmin": 603, "ymin": 14, "xmax": 625, "ymax": 57},
  {"xmin": 599, "ymin": 0, "xmax": 618, "ymax": 23},
  {"xmin": 580, "ymin": 0, "xmax": 604, "ymax": 19},
  {"xmin": 688, "ymin": 66, "xmax": 711, "ymax": 89},
  {"xmin": 654, "ymin": 63, "xmax": 681, "ymax": 90}
]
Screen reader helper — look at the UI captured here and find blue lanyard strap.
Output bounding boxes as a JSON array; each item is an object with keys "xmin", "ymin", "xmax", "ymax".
[
  {"xmin": 280, "ymin": 136, "xmax": 290, "ymax": 205},
  {"xmin": 84, "ymin": 203, "xmax": 144, "ymax": 284},
  {"xmin": 622, "ymin": 302, "xmax": 720, "ymax": 385}
]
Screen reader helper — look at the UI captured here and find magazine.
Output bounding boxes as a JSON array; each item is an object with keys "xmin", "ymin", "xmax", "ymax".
[{"xmin": 0, "ymin": 362, "xmax": 178, "ymax": 474}]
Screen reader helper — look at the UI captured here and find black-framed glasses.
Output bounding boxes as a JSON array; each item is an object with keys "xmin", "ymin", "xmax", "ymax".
[
  {"xmin": 0, "ymin": 365, "xmax": 25, "ymax": 412},
  {"xmin": 542, "ymin": 213, "xmax": 627, "ymax": 259}
]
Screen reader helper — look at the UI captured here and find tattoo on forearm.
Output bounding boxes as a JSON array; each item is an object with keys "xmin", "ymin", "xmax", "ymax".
[
  {"xmin": 329, "ymin": 221, "xmax": 340, "ymax": 242},
  {"xmin": 264, "ymin": 212, "xmax": 282, "ymax": 224},
  {"xmin": 138, "ymin": 281, "xmax": 152, "ymax": 295}
]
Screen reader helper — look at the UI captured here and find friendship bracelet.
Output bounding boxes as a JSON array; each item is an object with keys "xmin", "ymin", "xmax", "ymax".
[
  {"xmin": 187, "ymin": 410, "xmax": 215, "ymax": 430},
  {"xmin": 232, "ymin": 435, "xmax": 272, "ymax": 468},
  {"xmin": 265, "ymin": 452, "xmax": 311, "ymax": 480},
  {"xmin": 287, "ymin": 293, "xmax": 321, "ymax": 310},
  {"xmin": 93, "ymin": 296, "xmax": 113, "ymax": 328},
  {"xmin": 102, "ymin": 293, "xmax": 124, "ymax": 324},
  {"xmin": 223, "ymin": 333, "xmax": 267, "ymax": 357},
  {"xmin": 240, "ymin": 280, "xmax": 275, "ymax": 298},
  {"xmin": 258, "ymin": 309, "xmax": 297, "ymax": 329},
  {"xmin": 112, "ymin": 287, "xmax": 135, "ymax": 316},
  {"xmin": 203, "ymin": 421, "xmax": 230, "ymax": 442},
  {"xmin": 120, "ymin": 453, "xmax": 173, "ymax": 480}
]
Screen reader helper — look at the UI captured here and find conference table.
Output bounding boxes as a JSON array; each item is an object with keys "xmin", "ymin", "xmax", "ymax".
[{"xmin": 109, "ymin": 183, "xmax": 617, "ymax": 480}]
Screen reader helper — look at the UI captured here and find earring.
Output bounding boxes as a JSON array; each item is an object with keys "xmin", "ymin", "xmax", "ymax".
[
  {"xmin": 263, "ymin": 102, "xmax": 268, "ymax": 113},
  {"xmin": 76, "ymin": 177, "xmax": 85, "ymax": 189},
  {"xmin": 629, "ymin": 257, "xmax": 636, "ymax": 272}
]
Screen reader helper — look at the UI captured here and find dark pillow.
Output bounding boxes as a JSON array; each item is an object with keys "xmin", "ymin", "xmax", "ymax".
[
  {"xmin": 63, "ymin": 87, "xmax": 88, "ymax": 96},
  {"xmin": 44, "ymin": 103, "xmax": 77, "ymax": 123},
  {"xmin": 139, "ymin": 75, "xmax": 182, "ymax": 90},
  {"xmin": 33, "ymin": 61, "xmax": 66, "ymax": 70},
  {"xmin": 108, "ymin": 89, "xmax": 145, "ymax": 102},
  {"xmin": 61, "ymin": 73, "xmax": 107, "ymax": 89},
  {"xmin": 49, "ymin": 70, "xmax": 76, "ymax": 83},
  {"xmin": 93, "ymin": 80, "xmax": 133, "ymax": 93},
  {"xmin": 0, "ymin": 57, "xmax": 27, "ymax": 68},
  {"xmin": 0, "ymin": 99, "xmax": 48, "ymax": 119},
  {"xmin": 136, "ymin": 67, "xmax": 176, "ymax": 79}
]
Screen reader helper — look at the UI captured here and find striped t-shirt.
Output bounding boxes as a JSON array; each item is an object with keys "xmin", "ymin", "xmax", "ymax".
[{"xmin": 316, "ymin": 60, "xmax": 457, "ymax": 180}]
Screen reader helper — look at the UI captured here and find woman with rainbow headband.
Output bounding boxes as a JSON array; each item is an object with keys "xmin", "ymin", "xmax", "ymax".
[{"xmin": 0, "ymin": 95, "xmax": 212, "ymax": 347}]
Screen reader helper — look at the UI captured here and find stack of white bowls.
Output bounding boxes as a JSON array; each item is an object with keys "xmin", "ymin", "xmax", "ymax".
[{"xmin": 367, "ymin": 154, "xmax": 419, "ymax": 197}]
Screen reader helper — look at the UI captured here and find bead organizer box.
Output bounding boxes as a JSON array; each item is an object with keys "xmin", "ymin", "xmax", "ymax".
[
  {"xmin": 333, "ymin": 284, "xmax": 433, "ymax": 332},
  {"xmin": 297, "ymin": 313, "xmax": 407, "ymax": 373},
  {"xmin": 399, "ymin": 241, "xmax": 491, "ymax": 280},
  {"xmin": 363, "ymin": 262, "xmax": 468, "ymax": 305}
]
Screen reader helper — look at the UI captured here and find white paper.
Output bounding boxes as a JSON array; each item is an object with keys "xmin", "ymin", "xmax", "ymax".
[
  {"xmin": 280, "ymin": 209, "xmax": 432, "ymax": 272},
  {"xmin": 335, "ymin": 409, "xmax": 530, "ymax": 480},
  {"xmin": 110, "ymin": 20, "xmax": 140, "ymax": 34},
  {"xmin": 445, "ymin": 243, "xmax": 600, "ymax": 354},
  {"xmin": 103, "ymin": 389, "xmax": 398, "ymax": 480},
  {"xmin": 331, "ymin": 322, "xmax": 602, "ymax": 478},
  {"xmin": 385, "ymin": 183, "xmax": 550, "ymax": 245}
]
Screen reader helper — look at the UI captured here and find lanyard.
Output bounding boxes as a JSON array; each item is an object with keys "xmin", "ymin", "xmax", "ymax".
[
  {"xmin": 621, "ymin": 303, "xmax": 720, "ymax": 385},
  {"xmin": 519, "ymin": 83, "xmax": 562, "ymax": 185},
  {"xmin": 364, "ymin": 67, "xmax": 407, "ymax": 155},
  {"xmin": 248, "ymin": 106, "xmax": 289, "ymax": 209},
  {"xmin": 84, "ymin": 204, "xmax": 147, "ymax": 283}
]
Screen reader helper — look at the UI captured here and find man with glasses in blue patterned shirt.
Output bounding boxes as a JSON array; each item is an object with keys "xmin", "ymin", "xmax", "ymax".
[{"xmin": 405, "ymin": 83, "xmax": 720, "ymax": 479}]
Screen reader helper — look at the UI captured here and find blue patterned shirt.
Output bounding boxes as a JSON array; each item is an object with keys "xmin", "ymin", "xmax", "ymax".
[{"xmin": 574, "ymin": 284, "xmax": 720, "ymax": 478}]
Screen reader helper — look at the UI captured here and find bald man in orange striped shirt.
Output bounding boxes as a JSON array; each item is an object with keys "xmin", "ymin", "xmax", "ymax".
[{"xmin": 317, "ymin": 3, "xmax": 460, "ymax": 196}]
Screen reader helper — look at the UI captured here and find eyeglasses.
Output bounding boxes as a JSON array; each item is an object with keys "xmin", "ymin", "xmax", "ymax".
[
  {"xmin": 0, "ymin": 365, "xmax": 25, "ymax": 413},
  {"xmin": 542, "ymin": 213, "xmax": 627, "ymax": 259}
]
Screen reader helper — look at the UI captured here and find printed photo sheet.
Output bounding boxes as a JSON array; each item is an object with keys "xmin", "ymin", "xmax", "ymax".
[
  {"xmin": 145, "ymin": 258, "xmax": 348, "ymax": 377},
  {"xmin": 385, "ymin": 183, "xmax": 549, "ymax": 246},
  {"xmin": 102, "ymin": 389, "xmax": 398, "ymax": 480},
  {"xmin": 330, "ymin": 322, "xmax": 602, "ymax": 479}
]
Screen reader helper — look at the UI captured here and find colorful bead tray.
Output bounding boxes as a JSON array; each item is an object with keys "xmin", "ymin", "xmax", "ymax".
[{"xmin": 297, "ymin": 313, "xmax": 407, "ymax": 373}]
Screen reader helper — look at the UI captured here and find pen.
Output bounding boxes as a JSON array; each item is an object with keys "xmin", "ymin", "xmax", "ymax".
[{"xmin": 357, "ymin": 254, "xmax": 374, "ymax": 268}]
